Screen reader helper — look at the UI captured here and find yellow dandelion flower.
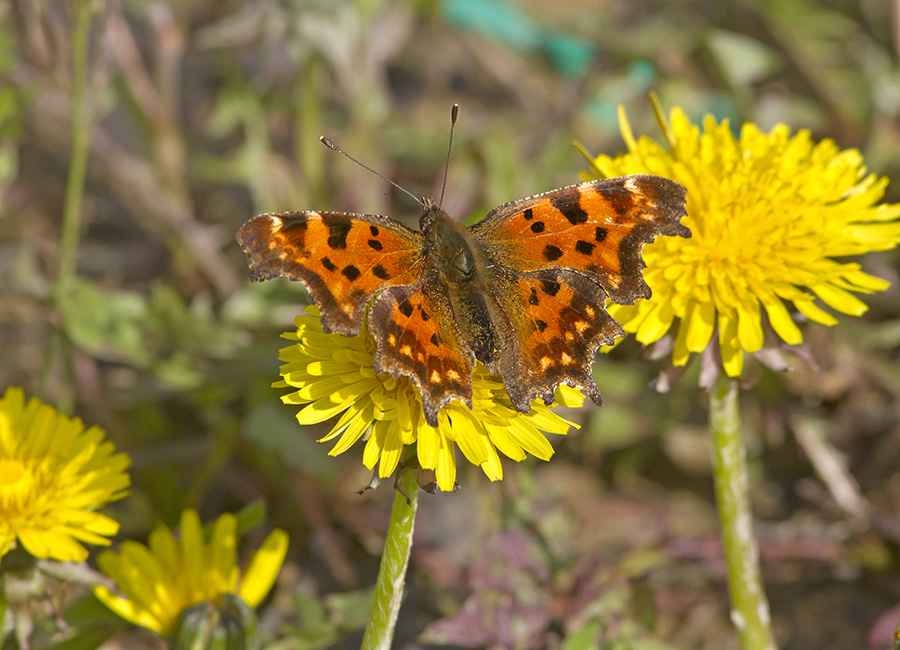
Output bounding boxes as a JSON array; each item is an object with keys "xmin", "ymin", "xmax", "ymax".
[
  {"xmin": 0, "ymin": 386, "xmax": 130, "ymax": 562},
  {"xmin": 579, "ymin": 99, "xmax": 900, "ymax": 377},
  {"xmin": 276, "ymin": 307, "xmax": 584, "ymax": 493},
  {"xmin": 93, "ymin": 509, "xmax": 289, "ymax": 636}
]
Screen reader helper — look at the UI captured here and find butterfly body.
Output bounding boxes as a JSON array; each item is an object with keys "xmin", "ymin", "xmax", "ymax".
[
  {"xmin": 238, "ymin": 175, "xmax": 690, "ymax": 426},
  {"xmin": 421, "ymin": 203, "xmax": 503, "ymax": 368}
]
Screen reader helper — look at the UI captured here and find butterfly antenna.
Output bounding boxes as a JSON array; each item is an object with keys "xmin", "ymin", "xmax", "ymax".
[
  {"xmin": 438, "ymin": 104, "xmax": 459, "ymax": 209},
  {"xmin": 319, "ymin": 136, "xmax": 423, "ymax": 206}
]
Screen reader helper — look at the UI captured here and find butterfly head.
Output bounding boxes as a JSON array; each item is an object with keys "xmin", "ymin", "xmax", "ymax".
[
  {"xmin": 417, "ymin": 199, "xmax": 482, "ymax": 285},
  {"xmin": 418, "ymin": 196, "xmax": 442, "ymax": 232}
]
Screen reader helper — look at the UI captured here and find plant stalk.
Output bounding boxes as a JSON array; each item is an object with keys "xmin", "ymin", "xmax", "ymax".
[
  {"xmin": 361, "ymin": 469, "xmax": 419, "ymax": 650},
  {"xmin": 710, "ymin": 375, "xmax": 778, "ymax": 650},
  {"xmin": 52, "ymin": 0, "xmax": 95, "ymax": 413},
  {"xmin": 57, "ymin": 0, "xmax": 94, "ymax": 293}
]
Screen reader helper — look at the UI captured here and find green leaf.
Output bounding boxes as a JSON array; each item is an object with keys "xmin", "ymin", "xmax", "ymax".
[
  {"xmin": 563, "ymin": 622, "xmax": 601, "ymax": 650},
  {"xmin": 706, "ymin": 29, "xmax": 779, "ymax": 87},
  {"xmin": 324, "ymin": 586, "xmax": 375, "ymax": 629}
]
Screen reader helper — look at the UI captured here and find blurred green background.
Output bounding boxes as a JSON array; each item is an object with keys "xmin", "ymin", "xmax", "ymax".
[{"xmin": 2, "ymin": 0, "xmax": 900, "ymax": 648}]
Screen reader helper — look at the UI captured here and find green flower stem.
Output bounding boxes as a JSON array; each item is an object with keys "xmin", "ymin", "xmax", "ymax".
[
  {"xmin": 57, "ymin": 0, "xmax": 94, "ymax": 292},
  {"xmin": 52, "ymin": 0, "xmax": 95, "ymax": 413},
  {"xmin": 710, "ymin": 376, "xmax": 778, "ymax": 650},
  {"xmin": 361, "ymin": 469, "xmax": 419, "ymax": 650}
]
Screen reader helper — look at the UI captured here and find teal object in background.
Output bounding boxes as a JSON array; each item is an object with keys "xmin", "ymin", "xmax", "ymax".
[
  {"xmin": 583, "ymin": 60, "xmax": 659, "ymax": 130},
  {"xmin": 443, "ymin": 0, "xmax": 596, "ymax": 78}
]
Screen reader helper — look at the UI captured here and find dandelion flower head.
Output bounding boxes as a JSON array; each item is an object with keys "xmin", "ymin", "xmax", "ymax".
[
  {"xmin": 93, "ymin": 509, "xmax": 289, "ymax": 636},
  {"xmin": 0, "ymin": 386, "xmax": 130, "ymax": 562},
  {"xmin": 276, "ymin": 307, "xmax": 585, "ymax": 492},
  {"xmin": 582, "ymin": 100, "xmax": 900, "ymax": 377}
]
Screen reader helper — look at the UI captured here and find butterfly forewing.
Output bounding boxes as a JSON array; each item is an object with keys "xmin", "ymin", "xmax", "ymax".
[
  {"xmin": 237, "ymin": 211, "xmax": 424, "ymax": 336},
  {"xmin": 470, "ymin": 175, "xmax": 689, "ymax": 305}
]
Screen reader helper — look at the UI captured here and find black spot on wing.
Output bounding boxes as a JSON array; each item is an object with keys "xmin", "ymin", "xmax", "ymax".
[
  {"xmin": 606, "ymin": 187, "xmax": 634, "ymax": 218},
  {"xmin": 370, "ymin": 225, "xmax": 379, "ymax": 236},
  {"xmin": 373, "ymin": 264, "xmax": 390, "ymax": 280},
  {"xmin": 541, "ymin": 278, "xmax": 561, "ymax": 296},
  {"xmin": 342, "ymin": 265, "xmax": 361, "ymax": 281},
  {"xmin": 367, "ymin": 239, "xmax": 383, "ymax": 251},
  {"xmin": 278, "ymin": 218, "xmax": 308, "ymax": 237},
  {"xmin": 522, "ymin": 208, "xmax": 534, "ymax": 221},
  {"xmin": 529, "ymin": 288, "xmax": 539, "ymax": 305},
  {"xmin": 321, "ymin": 215, "xmax": 351, "ymax": 249},
  {"xmin": 575, "ymin": 240, "xmax": 595, "ymax": 256},
  {"xmin": 595, "ymin": 227, "xmax": 607, "ymax": 242},
  {"xmin": 398, "ymin": 301, "xmax": 414, "ymax": 318},
  {"xmin": 551, "ymin": 190, "xmax": 588, "ymax": 225},
  {"xmin": 530, "ymin": 221, "xmax": 545, "ymax": 233},
  {"xmin": 543, "ymin": 244, "xmax": 563, "ymax": 261},
  {"xmin": 321, "ymin": 257, "xmax": 337, "ymax": 272}
]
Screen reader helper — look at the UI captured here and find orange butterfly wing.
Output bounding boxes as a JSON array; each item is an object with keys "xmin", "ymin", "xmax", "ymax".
[
  {"xmin": 471, "ymin": 175, "xmax": 689, "ymax": 410},
  {"xmin": 238, "ymin": 209, "xmax": 476, "ymax": 426},
  {"xmin": 472, "ymin": 175, "xmax": 689, "ymax": 304},
  {"xmin": 369, "ymin": 284, "xmax": 474, "ymax": 425},
  {"xmin": 488, "ymin": 268, "xmax": 625, "ymax": 412},
  {"xmin": 237, "ymin": 211, "xmax": 424, "ymax": 336}
]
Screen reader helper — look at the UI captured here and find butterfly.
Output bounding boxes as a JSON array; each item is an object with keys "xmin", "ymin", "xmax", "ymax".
[{"xmin": 238, "ymin": 167, "xmax": 689, "ymax": 427}]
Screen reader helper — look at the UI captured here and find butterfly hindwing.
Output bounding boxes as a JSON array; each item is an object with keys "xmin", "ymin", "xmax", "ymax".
[
  {"xmin": 369, "ymin": 284, "xmax": 474, "ymax": 425},
  {"xmin": 490, "ymin": 268, "xmax": 624, "ymax": 412},
  {"xmin": 237, "ymin": 211, "xmax": 424, "ymax": 336}
]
